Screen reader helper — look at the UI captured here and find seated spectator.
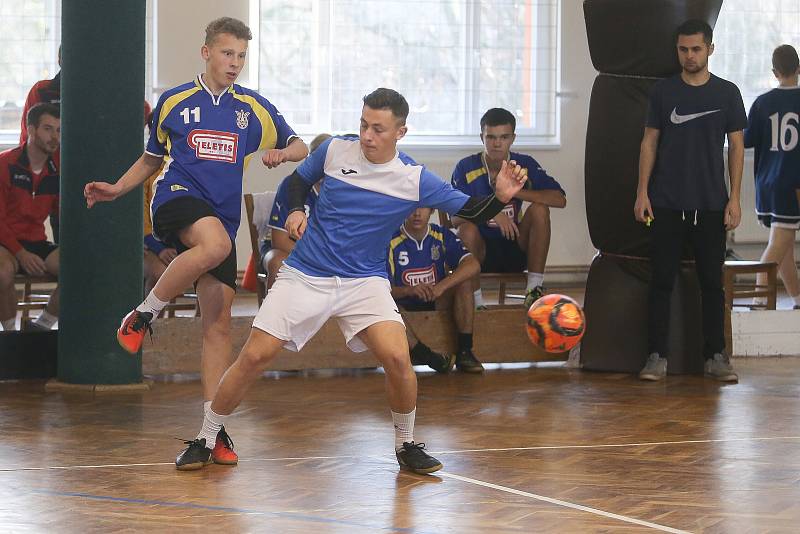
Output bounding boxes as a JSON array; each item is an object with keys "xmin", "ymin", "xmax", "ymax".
[
  {"xmin": 0, "ymin": 103, "xmax": 61, "ymax": 331},
  {"xmin": 451, "ymin": 108, "xmax": 566, "ymax": 309},
  {"xmin": 388, "ymin": 207, "xmax": 482, "ymax": 373},
  {"xmin": 263, "ymin": 133, "xmax": 331, "ymax": 288},
  {"xmin": 19, "ymin": 46, "xmax": 61, "ymax": 145},
  {"xmin": 141, "ymin": 107, "xmax": 176, "ymax": 295}
]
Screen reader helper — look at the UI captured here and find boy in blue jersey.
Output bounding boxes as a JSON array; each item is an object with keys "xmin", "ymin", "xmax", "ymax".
[
  {"xmin": 84, "ymin": 18, "xmax": 308, "ymax": 466},
  {"xmin": 177, "ymin": 88, "xmax": 528, "ymax": 474},
  {"xmin": 451, "ymin": 108, "xmax": 566, "ymax": 309},
  {"xmin": 263, "ymin": 133, "xmax": 331, "ymax": 288},
  {"xmin": 388, "ymin": 207, "xmax": 482, "ymax": 372},
  {"xmin": 635, "ymin": 20, "xmax": 746, "ymax": 382},
  {"xmin": 744, "ymin": 44, "xmax": 800, "ymax": 310}
]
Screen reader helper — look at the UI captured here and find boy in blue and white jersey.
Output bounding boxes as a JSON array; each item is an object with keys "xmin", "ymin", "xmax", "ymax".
[
  {"xmin": 262, "ymin": 134, "xmax": 331, "ymax": 288},
  {"xmin": 183, "ymin": 88, "xmax": 528, "ymax": 475},
  {"xmin": 744, "ymin": 44, "xmax": 800, "ymax": 309},
  {"xmin": 84, "ymin": 18, "xmax": 307, "ymax": 466},
  {"xmin": 451, "ymin": 108, "xmax": 566, "ymax": 309},
  {"xmin": 388, "ymin": 207, "xmax": 482, "ymax": 373}
]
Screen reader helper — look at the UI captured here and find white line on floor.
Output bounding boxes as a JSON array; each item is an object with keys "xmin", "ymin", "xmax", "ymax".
[
  {"xmin": 438, "ymin": 471, "xmax": 690, "ymax": 533},
  {"xmin": 1, "ymin": 435, "xmax": 798, "ymax": 472}
]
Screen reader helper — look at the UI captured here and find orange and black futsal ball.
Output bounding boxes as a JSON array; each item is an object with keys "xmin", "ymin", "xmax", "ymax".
[{"xmin": 526, "ymin": 294, "xmax": 586, "ymax": 353}]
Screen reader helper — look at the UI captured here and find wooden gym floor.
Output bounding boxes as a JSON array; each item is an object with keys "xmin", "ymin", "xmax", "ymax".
[{"xmin": 1, "ymin": 357, "xmax": 800, "ymax": 532}]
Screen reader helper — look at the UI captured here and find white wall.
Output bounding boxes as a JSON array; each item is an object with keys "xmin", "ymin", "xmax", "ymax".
[
  {"xmin": 150, "ymin": 1, "xmax": 780, "ymax": 269},
  {"xmin": 232, "ymin": 0, "xmax": 597, "ymax": 269}
]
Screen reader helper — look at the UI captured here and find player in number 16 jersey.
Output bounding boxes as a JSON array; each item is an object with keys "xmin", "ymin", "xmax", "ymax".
[{"xmin": 744, "ymin": 44, "xmax": 800, "ymax": 309}]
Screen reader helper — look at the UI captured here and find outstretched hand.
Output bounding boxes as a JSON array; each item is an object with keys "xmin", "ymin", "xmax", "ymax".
[
  {"xmin": 84, "ymin": 181, "xmax": 122, "ymax": 209},
  {"xmin": 494, "ymin": 160, "xmax": 527, "ymax": 203}
]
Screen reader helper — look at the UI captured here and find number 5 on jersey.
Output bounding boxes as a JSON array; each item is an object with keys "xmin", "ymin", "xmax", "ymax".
[{"xmin": 180, "ymin": 106, "xmax": 201, "ymax": 124}]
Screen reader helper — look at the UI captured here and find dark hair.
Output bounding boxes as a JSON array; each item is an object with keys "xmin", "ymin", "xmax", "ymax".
[
  {"xmin": 480, "ymin": 108, "xmax": 516, "ymax": 132},
  {"xmin": 205, "ymin": 17, "xmax": 252, "ymax": 46},
  {"xmin": 362, "ymin": 88, "xmax": 409, "ymax": 124},
  {"xmin": 676, "ymin": 19, "xmax": 713, "ymax": 45},
  {"xmin": 773, "ymin": 44, "xmax": 799, "ymax": 77},
  {"xmin": 26, "ymin": 102, "xmax": 60, "ymax": 127},
  {"xmin": 309, "ymin": 133, "xmax": 332, "ymax": 153}
]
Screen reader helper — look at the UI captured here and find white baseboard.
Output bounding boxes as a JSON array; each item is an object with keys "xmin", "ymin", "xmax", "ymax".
[{"xmin": 732, "ymin": 309, "xmax": 800, "ymax": 357}]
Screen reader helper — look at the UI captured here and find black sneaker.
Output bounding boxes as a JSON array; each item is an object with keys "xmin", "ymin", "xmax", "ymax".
[
  {"xmin": 395, "ymin": 442, "xmax": 443, "ymax": 474},
  {"xmin": 524, "ymin": 285, "xmax": 546, "ymax": 309},
  {"xmin": 428, "ymin": 352, "xmax": 456, "ymax": 374},
  {"xmin": 175, "ymin": 438, "xmax": 212, "ymax": 471},
  {"xmin": 456, "ymin": 349, "xmax": 484, "ymax": 373}
]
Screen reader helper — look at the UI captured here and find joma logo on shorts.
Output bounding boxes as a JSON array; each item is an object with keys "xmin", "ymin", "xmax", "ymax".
[
  {"xmin": 403, "ymin": 265, "xmax": 436, "ymax": 286},
  {"xmin": 187, "ymin": 129, "xmax": 239, "ymax": 163}
]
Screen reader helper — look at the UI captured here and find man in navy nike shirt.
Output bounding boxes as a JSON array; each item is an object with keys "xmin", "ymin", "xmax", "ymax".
[{"xmin": 634, "ymin": 19, "xmax": 746, "ymax": 382}]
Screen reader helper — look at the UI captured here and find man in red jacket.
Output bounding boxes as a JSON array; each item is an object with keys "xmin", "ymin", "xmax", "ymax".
[
  {"xmin": 19, "ymin": 47, "xmax": 61, "ymax": 145},
  {"xmin": 0, "ymin": 103, "xmax": 61, "ymax": 331}
]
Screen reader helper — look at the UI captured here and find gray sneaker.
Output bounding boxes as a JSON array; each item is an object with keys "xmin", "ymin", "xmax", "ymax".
[
  {"xmin": 704, "ymin": 353, "xmax": 738, "ymax": 382},
  {"xmin": 639, "ymin": 353, "xmax": 667, "ymax": 381}
]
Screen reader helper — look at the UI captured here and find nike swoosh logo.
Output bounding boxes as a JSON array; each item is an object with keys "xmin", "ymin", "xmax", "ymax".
[
  {"xmin": 670, "ymin": 108, "xmax": 721, "ymax": 124},
  {"xmin": 341, "ymin": 168, "xmax": 358, "ymax": 175}
]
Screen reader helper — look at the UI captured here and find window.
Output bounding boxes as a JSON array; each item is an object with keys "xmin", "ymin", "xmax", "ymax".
[
  {"xmin": 258, "ymin": 0, "xmax": 560, "ymax": 145},
  {"xmin": 712, "ymin": 0, "xmax": 800, "ymax": 113},
  {"xmin": 0, "ymin": 0, "xmax": 154, "ymax": 145},
  {"xmin": 0, "ymin": 0, "xmax": 61, "ymax": 140}
]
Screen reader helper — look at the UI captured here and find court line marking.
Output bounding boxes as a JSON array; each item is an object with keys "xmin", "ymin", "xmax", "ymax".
[
  {"xmin": 437, "ymin": 472, "xmax": 690, "ymax": 534},
  {"xmin": 1, "ymin": 435, "xmax": 798, "ymax": 472},
  {"xmin": 25, "ymin": 488, "xmax": 432, "ymax": 534}
]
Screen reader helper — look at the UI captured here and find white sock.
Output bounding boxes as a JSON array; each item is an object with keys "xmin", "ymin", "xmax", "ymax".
[
  {"xmin": 33, "ymin": 310, "xmax": 57, "ymax": 329},
  {"xmin": 196, "ymin": 407, "xmax": 228, "ymax": 447},
  {"xmin": 793, "ymin": 294, "xmax": 800, "ymax": 307},
  {"xmin": 392, "ymin": 408, "xmax": 416, "ymax": 451},
  {"xmin": 526, "ymin": 272, "xmax": 544, "ymax": 291},
  {"xmin": 1, "ymin": 318, "xmax": 15, "ymax": 331},
  {"xmin": 136, "ymin": 291, "xmax": 169, "ymax": 317},
  {"xmin": 203, "ymin": 400, "xmax": 212, "ymax": 414},
  {"xmin": 473, "ymin": 289, "xmax": 484, "ymax": 309}
]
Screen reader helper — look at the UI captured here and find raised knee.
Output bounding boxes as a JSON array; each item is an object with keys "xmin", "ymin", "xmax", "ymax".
[
  {"xmin": 201, "ymin": 239, "xmax": 231, "ymax": 270},
  {"xmin": 528, "ymin": 202, "xmax": 550, "ymax": 222}
]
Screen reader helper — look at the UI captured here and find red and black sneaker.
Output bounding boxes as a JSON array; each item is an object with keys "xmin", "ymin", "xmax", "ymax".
[
  {"xmin": 212, "ymin": 425, "xmax": 238, "ymax": 465},
  {"xmin": 116, "ymin": 309, "xmax": 153, "ymax": 354}
]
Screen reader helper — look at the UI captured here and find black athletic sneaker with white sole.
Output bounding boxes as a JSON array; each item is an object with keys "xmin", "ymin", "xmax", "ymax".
[
  {"xmin": 175, "ymin": 438, "xmax": 213, "ymax": 471},
  {"xmin": 395, "ymin": 441, "xmax": 443, "ymax": 474}
]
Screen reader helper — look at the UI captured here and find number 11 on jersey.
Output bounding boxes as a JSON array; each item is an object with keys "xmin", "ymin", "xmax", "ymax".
[{"xmin": 180, "ymin": 106, "xmax": 201, "ymax": 124}]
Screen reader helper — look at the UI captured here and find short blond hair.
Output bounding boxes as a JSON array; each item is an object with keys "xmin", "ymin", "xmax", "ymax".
[{"xmin": 205, "ymin": 17, "xmax": 252, "ymax": 46}]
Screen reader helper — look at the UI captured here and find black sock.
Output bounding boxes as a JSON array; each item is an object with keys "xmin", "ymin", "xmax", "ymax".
[
  {"xmin": 410, "ymin": 342, "xmax": 432, "ymax": 365},
  {"xmin": 457, "ymin": 333, "xmax": 473, "ymax": 353}
]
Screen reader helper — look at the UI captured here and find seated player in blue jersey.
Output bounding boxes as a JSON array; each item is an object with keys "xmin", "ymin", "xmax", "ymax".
[
  {"xmin": 176, "ymin": 88, "xmax": 528, "ymax": 475},
  {"xmin": 744, "ymin": 44, "xmax": 800, "ymax": 310},
  {"xmin": 84, "ymin": 17, "xmax": 308, "ymax": 466},
  {"xmin": 388, "ymin": 207, "xmax": 482, "ymax": 373},
  {"xmin": 451, "ymin": 108, "xmax": 566, "ymax": 309},
  {"xmin": 263, "ymin": 133, "xmax": 331, "ymax": 288}
]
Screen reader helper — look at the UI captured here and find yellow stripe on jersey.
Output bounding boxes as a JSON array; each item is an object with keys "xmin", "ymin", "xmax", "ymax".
[
  {"xmin": 387, "ymin": 234, "xmax": 408, "ymax": 278},
  {"xmin": 465, "ymin": 167, "xmax": 487, "ymax": 184},
  {"xmin": 231, "ymin": 90, "xmax": 279, "ymax": 169},
  {"xmin": 156, "ymin": 85, "xmax": 202, "ymax": 150}
]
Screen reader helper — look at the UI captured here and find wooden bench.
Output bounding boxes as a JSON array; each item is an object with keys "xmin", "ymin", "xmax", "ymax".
[
  {"xmin": 142, "ymin": 308, "xmax": 564, "ymax": 374},
  {"xmin": 723, "ymin": 260, "xmax": 778, "ymax": 354},
  {"xmin": 14, "ymin": 273, "xmax": 57, "ymax": 323}
]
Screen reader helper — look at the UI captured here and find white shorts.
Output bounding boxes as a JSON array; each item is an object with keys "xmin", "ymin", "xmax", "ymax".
[{"xmin": 252, "ymin": 264, "xmax": 404, "ymax": 352}]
